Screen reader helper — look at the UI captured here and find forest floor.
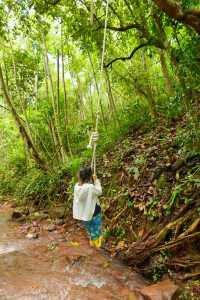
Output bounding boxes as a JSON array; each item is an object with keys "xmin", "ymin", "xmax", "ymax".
[{"xmin": 98, "ymin": 117, "xmax": 200, "ymax": 299}]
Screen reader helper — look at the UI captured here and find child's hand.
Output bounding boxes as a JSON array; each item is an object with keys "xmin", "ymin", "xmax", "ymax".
[{"xmin": 92, "ymin": 174, "xmax": 97, "ymax": 181}]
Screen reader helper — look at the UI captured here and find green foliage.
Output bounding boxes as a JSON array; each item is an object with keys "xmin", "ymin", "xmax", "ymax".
[
  {"xmin": 176, "ymin": 122, "xmax": 200, "ymax": 155},
  {"xmin": 144, "ymin": 198, "xmax": 160, "ymax": 221},
  {"xmin": 164, "ymin": 185, "xmax": 182, "ymax": 216},
  {"xmin": 14, "ymin": 167, "xmax": 69, "ymax": 206},
  {"xmin": 0, "ymin": 0, "xmax": 199, "ymax": 207},
  {"xmin": 157, "ymin": 92, "xmax": 184, "ymax": 120},
  {"xmin": 103, "ymin": 226, "xmax": 126, "ymax": 242},
  {"xmin": 179, "ymin": 280, "xmax": 200, "ymax": 300}
]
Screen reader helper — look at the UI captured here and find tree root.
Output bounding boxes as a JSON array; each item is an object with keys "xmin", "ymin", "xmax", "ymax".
[
  {"xmin": 152, "ymin": 210, "xmax": 194, "ymax": 246},
  {"xmin": 178, "ymin": 218, "xmax": 200, "ymax": 238},
  {"xmin": 166, "ymin": 257, "xmax": 200, "ymax": 269},
  {"xmin": 122, "ymin": 209, "xmax": 200, "ymax": 266},
  {"xmin": 182, "ymin": 272, "xmax": 200, "ymax": 280}
]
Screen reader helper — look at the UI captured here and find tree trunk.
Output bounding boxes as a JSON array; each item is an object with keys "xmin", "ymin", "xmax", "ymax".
[
  {"xmin": 87, "ymin": 51, "xmax": 107, "ymax": 129},
  {"xmin": 76, "ymin": 75, "xmax": 85, "ymax": 121},
  {"xmin": 159, "ymin": 49, "xmax": 173, "ymax": 93},
  {"xmin": 9, "ymin": 50, "xmax": 35, "ymax": 146},
  {"xmin": 141, "ymin": 52, "xmax": 157, "ymax": 117},
  {"xmin": 57, "ymin": 49, "xmax": 60, "ymax": 115},
  {"xmin": 43, "ymin": 54, "xmax": 49, "ymax": 99},
  {"xmin": 152, "ymin": 0, "xmax": 200, "ymax": 34},
  {"xmin": 104, "ymin": 68, "xmax": 120, "ymax": 127},
  {"xmin": 42, "ymin": 33, "xmax": 66, "ymax": 162},
  {"xmin": 0, "ymin": 65, "xmax": 48, "ymax": 171},
  {"xmin": 61, "ymin": 31, "xmax": 73, "ymax": 157}
]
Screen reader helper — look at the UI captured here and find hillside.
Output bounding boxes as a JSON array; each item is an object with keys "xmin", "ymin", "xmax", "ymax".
[
  {"xmin": 9, "ymin": 116, "xmax": 200, "ymax": 299},
  {"xmin": 98, "ymin": 118, "xmax": 200, "ymax": 298}
]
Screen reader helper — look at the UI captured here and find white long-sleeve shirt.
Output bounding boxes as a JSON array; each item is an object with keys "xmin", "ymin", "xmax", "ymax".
[{"xmin": 73, "ymin": 179, "xmax": 102, "ymax": 221}]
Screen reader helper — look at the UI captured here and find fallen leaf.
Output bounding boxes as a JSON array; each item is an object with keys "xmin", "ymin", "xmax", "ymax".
[
  {"xmin": 116, "ymin": 240, "xmax": 126, "ymax": 250},
  {"xmin": 102, "ymin": 261, "xmax": 110, "ymax": 268},
  {"xmin": 70, "ymin": 241, "xmax": 80, "ymax": 247}
]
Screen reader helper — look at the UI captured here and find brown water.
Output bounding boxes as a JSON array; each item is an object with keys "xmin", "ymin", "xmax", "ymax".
[{"xmin": 0, "ymin": 204, "xmax": 177, "ymax": 300}]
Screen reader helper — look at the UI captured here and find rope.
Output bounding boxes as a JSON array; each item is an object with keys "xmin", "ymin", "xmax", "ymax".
[{"xmin": 89, "ymin": 0, "xmax": 109, "ymax": 175}]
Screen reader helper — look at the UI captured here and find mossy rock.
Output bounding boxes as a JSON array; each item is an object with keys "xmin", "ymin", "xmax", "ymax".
[
  {"xmin": 47, "ymin": 206, "xmax": 65, "ymax": 219},
  {"xmin": 28, "ymin": 211, "xmax": 48, "ymax": 221}
]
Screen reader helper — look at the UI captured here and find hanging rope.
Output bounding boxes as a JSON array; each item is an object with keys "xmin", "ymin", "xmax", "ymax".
[{"xmin": 88, "ymin": 0, "xmax": 109, "ymax": 175}]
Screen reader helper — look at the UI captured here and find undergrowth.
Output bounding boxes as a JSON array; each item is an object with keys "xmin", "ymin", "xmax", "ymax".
[{"xmin": 0, "ymin": 96, "xmax": 199, "ymax": 211}]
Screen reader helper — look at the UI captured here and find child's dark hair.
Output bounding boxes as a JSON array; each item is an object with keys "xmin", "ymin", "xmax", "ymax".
[{"xmin": 79, "ymin": 166, "xmax": 92, "ymax": 183}]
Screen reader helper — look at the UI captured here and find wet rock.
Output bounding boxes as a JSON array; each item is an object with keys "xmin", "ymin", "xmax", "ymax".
[
  {"xmin": 20, "ymin": 207, "xmax": 30, "ymax": 216},
  {"xmin": 54, "ymin": 219, "xmax": 65, "ymax": 226},
  {"xmin": 140, "ymin": 279, "xmax": 178, "ymax": 300},
  {"xmin": 127, "ymin": 291, "xmax": 146, "ymax": 300},
  {"xmin": 12, "ymin": 211, "xmax": 23, "ymax": 219},
  {"xmin": 26, "ymin": 233, "xmax": 39, "ymax": 239},
  {"xmin": 47, "ymin": 206, "xmax": 65, "ymax": 219},
  {"xmin": 29, "ymin": 211, "xmax": 48, "ymax": 221},
  {"xmin": 44, "ymin": 224, "xmax": 56, "ymax": 232},
  {"xmin": 32, "ymin": 221, "xmax": 39, "ymax": 227},
  {"xmin": 10, "ymin": 202, "xmax": 17, "ymax": 208}
]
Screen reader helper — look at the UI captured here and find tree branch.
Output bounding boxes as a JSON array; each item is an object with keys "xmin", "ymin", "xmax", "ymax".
[
  {"xmin": 46, "ymin": 0, "xmax": 61, "ymax": 5},
  {"xmin": 124, "ymin": 0, "xmax": 134, "ymax": 18},
  {"xmin": 152, "ymin": 0, "xmax": 200, "ymax": 33},
  {"xmin": 0, "ymin": 100, "xmax": 25, "ymax": 122},
  {"xmin": 104, "ymin": 42, "xmax": 149, "ymax": 68},
  {"xmin": 103, "ymin": 0, "xmax": 122, "ymax": 23},
  {"xmin": 80, "ymin": 0, "xmax": 143, "ymax": 33},
  {"xmin": 106, "ymin": 23, "xmax": 142, "ymax": 32}
]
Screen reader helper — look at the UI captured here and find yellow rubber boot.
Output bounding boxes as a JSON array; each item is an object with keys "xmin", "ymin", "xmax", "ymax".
[
  {"xmin": 93, "ymin": 236, "xmax": 103, "ymax": 248},
  {"xmin": 89, "ymin": 239, "xmax": 95, "ymax": 247}
]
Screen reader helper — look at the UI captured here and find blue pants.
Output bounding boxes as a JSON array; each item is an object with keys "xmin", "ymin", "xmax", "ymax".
[{"xmin": 83, "ymin": 213, "xmax": 102, "ymax": 240}]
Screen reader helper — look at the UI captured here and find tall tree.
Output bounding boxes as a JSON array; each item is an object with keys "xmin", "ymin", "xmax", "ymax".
[{"xmin": 0, "ymin": 65, "xmax": 48, "ymax": 171}]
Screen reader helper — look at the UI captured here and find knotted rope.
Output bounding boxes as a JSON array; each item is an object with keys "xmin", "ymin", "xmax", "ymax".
[{"xmin": 88, "ymin": 0, "xmax": 109, "ymax": 175}]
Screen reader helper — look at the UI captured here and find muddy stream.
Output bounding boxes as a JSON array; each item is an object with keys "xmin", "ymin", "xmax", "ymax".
[{"xmin": 0, "ymin": 203, "xmax": 178, "ymax": 300}]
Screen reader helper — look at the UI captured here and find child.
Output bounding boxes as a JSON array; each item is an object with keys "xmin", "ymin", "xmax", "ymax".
[{"xmin": 73, "ymin": 166, "xmax": 103, "ymax": 248}]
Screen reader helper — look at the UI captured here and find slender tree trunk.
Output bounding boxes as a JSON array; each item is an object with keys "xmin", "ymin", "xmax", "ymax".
[
  {"xmin": 104, "ymin": 68, "xmax": 117, "ymax": 113},
  {"xmin": 43, "ymin": 54, "xmax": 49, "ymax": 99},
  {"xmin": 57, "ymin": 49, "xmax": 60, "ymax": 114},
  {"xmin": 87, "ymin": 51, "xmax": 107, "ymax": 128},
  {"xmin": 76, "ymin": 75, "xmax": 85, "ymax": 120},
  {"xmin": 60, "ymin": 28, "xmax": 73, "ymax": 157},
  {"xmin": 34, "ymin": 72, "xmax": 39, "ymax": 100},
  {"xmin": 141, "ymin": 52, "xmax": 157, "ymax": 117},
  {"xmin": 42, "ymin": 33, "xmax": 66, "ymax": 162},
  {"xmin": 159, "ymin": 49, "xmax": 173, "ymax": 92},
  {"xmin": 89, "ymin": 83, "xmax": 95, "ymax": 123},
  {"xmin": 104, "ymin": 68, "xmax": 120, "ymax": 127},
  {"xmin": 48, "ymin": 118, "xmax": 60, "ymax": 161},
  {"xmin": 0, "ymin": 65, "xmax": 48, "ymax": 171},
  {"xmin": 9, "ymin": 50, "xmax": 34, "ymax": 147}
]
